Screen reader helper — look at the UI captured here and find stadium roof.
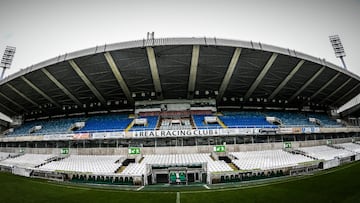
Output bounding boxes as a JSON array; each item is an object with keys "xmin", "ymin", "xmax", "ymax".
[{"xmin": 0, "ymin": 37, "xmax": 360, "ymax": 118}]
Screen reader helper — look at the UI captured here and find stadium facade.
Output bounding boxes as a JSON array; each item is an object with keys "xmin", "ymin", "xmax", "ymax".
[{"xmin": 0, "ymin": 37, "xmax": 359, "ymax": 185}]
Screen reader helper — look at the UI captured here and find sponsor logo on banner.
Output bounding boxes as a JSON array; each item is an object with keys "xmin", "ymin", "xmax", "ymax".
[
  {"xmin": 133, "ymin": 129, "xmax": 220, "ymax": 137},
  {"xmin": 279, "ymin": 128, "xmax": 293, "ymax": 134},
  {"xmin": 237, "ymin": 128, "xmax": 254, "ymax": 135},
  {"xmin": 92, "ymin": 132, "xmax": 125, "ymax": 139},
  {"xmin": 292, "ymin": 128, "xmax": 302, "ymax": 133},
  {"xmin": 302, "ymin": 127, "xmax": 320, "ymax": 134},
  {"xmin": 44, "ymin": 134, "xmax": 74, "ymax": 140},
  {"xmin": 73, "ymin": 133, "xmax": 90, "ymax": 139},
  {"xmin": 219, "ymin": 128, "xmax": 241, "ymax": 135}
]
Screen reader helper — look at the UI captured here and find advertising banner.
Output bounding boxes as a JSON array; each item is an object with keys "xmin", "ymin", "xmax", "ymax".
[
  {"xmin": 44, "ymin": 134, "xmax": 74, "ymax": 140},
  {"xmin": 92, "ymin": 132, "xmax": 125, "ymax": 139},
  {"xmin": 73, "ymin": 133, "xmax": 90, "ymax": 139},
  {"xmin": 132, "ymin": 129, "xmax": 221, "ymax": 137}
]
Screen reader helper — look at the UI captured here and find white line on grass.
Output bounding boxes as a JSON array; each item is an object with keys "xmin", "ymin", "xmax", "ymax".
[
  {"xmin": 136, "ymin": 186, "xmax": 144, "ymax": 191},
  {"xmin": 203, "ymin": 184, "xmax": 210, "ymax": 189},
  {"xmin": 176, "ymin": 192, "xmax": 180, "ymax": 203}
]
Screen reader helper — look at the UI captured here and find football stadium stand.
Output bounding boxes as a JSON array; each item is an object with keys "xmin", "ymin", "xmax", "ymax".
[
  {"xmin": 121, "ymin": 153, "xmax": 232, "ymax": 176},
  {"xmin": 220, "ymin": 112, "xmax": 276, "ymax": 128},
  {"xmin": 306, "ymin": 113, "xmax": 342, "ymax": 127},
  {"xmin": 192, "ymin": 115, "xmax": 222, "ymax": 129},
  {"xmin": 0, "ymin": 152, "xmax": 15, "ymax": 161},
  {"xmin": 334, "ymin": 143, "xmax": 360, "ymax": 153},
  {"xmin": 265, "ymin": 111, "xmax": 315, "ymax": 127},
  {"xmin": 230, "ymin": 150, "xmax": 313, "ymax": 170},
  {"xmin": 38, "ymin": 155, "xmax": 125, "ymax": 174},
  {"xmin": 8, "ymin": 117, "xmax": 84, "ymax": 136},
  {"xmin": 129, "ymin": 116, "xmax": 159, "ymax": 131},
  {"xmin": 0, "ymin": 37, "xmax": 360, "ymax": 187},
  {"xmin": 0, "ymin": 154, "xmax": 55, "ymax": 168},
  {"xmin": 78, "ymin": 114, "xmax": 132, "ymax": 132},
  {"xmin": 298, "ymin": 145, "xmax": 354, "ymax": 161}
]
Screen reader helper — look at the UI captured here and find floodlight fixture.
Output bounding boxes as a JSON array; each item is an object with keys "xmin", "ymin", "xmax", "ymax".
[
  {"xmin": 0, "ymin": 46, "xmax": 16, "ymax": 79},
  {"xmin": 329, "ymin": 35, "xmax": 347, "ymax": 69}
]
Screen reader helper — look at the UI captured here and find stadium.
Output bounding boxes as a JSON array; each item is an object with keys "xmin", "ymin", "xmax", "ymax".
[{"xmin": 0, "ymin": 37, "xmax": 360, "ymax": 202}]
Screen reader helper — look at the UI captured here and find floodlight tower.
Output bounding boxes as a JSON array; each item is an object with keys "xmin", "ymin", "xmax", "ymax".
[
  {"xmin": 329, "ymin": 35, "xmax": 347, "ymax": 69},
  {"xmin": 0, "ymin": 46, "xmax": 16, "ymax": 79}
]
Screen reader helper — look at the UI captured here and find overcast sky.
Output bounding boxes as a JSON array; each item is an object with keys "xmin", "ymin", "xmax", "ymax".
[{"xmin": 0, "ymin": 0, "xmax": 359, "ymax": 82}]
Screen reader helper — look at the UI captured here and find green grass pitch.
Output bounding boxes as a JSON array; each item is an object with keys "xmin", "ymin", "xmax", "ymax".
[{"xmin": 1, "ymin": 162, "xmax": 360, "ymax": 203}]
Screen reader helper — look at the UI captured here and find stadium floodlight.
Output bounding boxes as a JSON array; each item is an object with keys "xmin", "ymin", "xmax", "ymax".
[
  {"xmin": 0, "ymin": 46, "xmax": 16, "ymax": 79},
  {"xmin": 329, "ymin": 35, "xmax": 347, "ymax": 69}
]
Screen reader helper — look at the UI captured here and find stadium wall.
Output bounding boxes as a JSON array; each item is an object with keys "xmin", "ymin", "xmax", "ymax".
[{"xmin": 0, "ymin": 137, "xmax": 357, "ymax": 155}]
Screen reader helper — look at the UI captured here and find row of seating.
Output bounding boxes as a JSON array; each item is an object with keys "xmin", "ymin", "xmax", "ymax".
[
  {"xmin": 130, "ymin": 116, "xmax": 159, "ymax": 131},
  {"xmin": 230, "ymin": 150, "xmax": 313, "ymax": 170},
  {"xmin": 193, "ymin": 115, "xmax": 221, "ymax": 129},
  {"xmin": 307, "ymin": 113, "xmax": 342, "ymax": 127},
  {"xmin": 121, "ymin": 153, "xmax": 232, "ymax": 176},
  {"xmin": 38, "ymin": 155, "xmax": 124, "ymax": 174},
  {"xmin": 220, "ymin": 112, "xmax": 276, "ymax": 128},
  {"xmin": 0, "ymin": 154, "xmax": 54, "ymax": 168},
  {"xmin": 298, "ymin": 145, "xmax": 354, "ymax": 161},
  {"xmin": 334, "ymin": 143, "xmax": 360, "ymax": 153},
  {"xmin": 0, "ymin": 152, "xmax": 16, "ymax": 161},
  {"xmin": 6, "ymin": 111, "xmax": 343, "ymax": 136},
  {"xmin": 160, "ymin": 119, "xmax": 192, "ymax": 130},
  {"xmin": 78, "ymin": 114, "xmax": 132, "ymax": 132}
]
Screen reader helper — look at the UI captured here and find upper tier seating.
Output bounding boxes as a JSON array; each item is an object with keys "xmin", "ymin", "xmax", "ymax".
[
  {"xmin": 334, "ymin": 143, "xmax": 360, "ymax": 153},
  {"xmin": 121, "ymin": 153, "xmax": 232, "ymax": 176},
  {"xmin": 0, "ymin": 154, "xmax": 55, "ymax": 168},
  {"xmin": 160, "ymin": 119, "xmax": 192, "ymax": 130},
  {"xmin": 306, "ymin": 113, "xmax": 342, "ymax": 127},
  {"xmin": 39, "ymin": 155, "xmax": 125, "ymax": 174},
  {"xmin": 78, "ymin": 114, "xmax": 132, "ymax": 132},
  {"xmin": 193, "ymin": 115, "xmax": 221, "ymax": 129},
  {"xmin": 298, "ymin": 145, "xmax": 354, "ymax": 160},
  {"xmin": 230, "ymin": 150, "xmax": 313, "ymax": 170},
  {"xmin": 265, "ymin": 111, "xmax": 315, "ymax": 127},
  {"xmin": 220, "ymin": 111, "xmax": 276, "ymax": 128},
  {"xmin": 130, "ymin": 116, "xmax": 159, "ymax": 131},
  {"xmin": 8, "ymin": 117, "xmax": 84, "ymax": 136}
]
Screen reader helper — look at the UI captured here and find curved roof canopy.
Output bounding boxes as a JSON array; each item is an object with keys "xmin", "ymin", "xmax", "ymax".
[{"xmin": 0, "ymin": 37, "xmax": 359, "ymax": 117}]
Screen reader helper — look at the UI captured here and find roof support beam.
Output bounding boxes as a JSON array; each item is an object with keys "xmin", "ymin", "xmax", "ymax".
[
  {"xmin": 21, "ymin": 76, "xmax": 61, "ymax": 108},
  {"xmin": 268, "ymin": 60, "xmax": 305, "ymax": 100},
  {"xmin": 41, "ymin": 69, "xmax": 82, "ymax": 107},
  {"xmin": 146, "ymin": 47, "xmax": 163, "ymax": 99},
  {"xmin": 332, "ymin": 83, "xmax": 360, "ymax": 106},
  {"xmin": 216, "ymin": 47, "xmax": 242, "ymax": 102},
  {"xmin": 69, "ymin": 60, "xmax": 106, "ymax": 104},
  {"xmin": 104, "ymin": 52, "xmax": 134, "ymax": 104},
  {"xmin": 321, "ymin": 78, "xmax": 352, "ymax": 104},
  {"xmin": 0, "ymin": 101, "xmax": 17, "ymax": 115},
  {"xmin": 0, "ymin": 92, "xmax": 26, "ymax": 111},
  {"xmin": 244, "ymin": 53, "xmax": 278, "ymax": 100},
  {"xmin": 288, "ymin": 66, "xmax": 325, "ymax": 102},
  {"xmin": 6, "ymin": 84, "xmax": 38, "ymax": 107},
  {"xmin": 187, "ymin": 45, "xmax": 200, "ymax": 99},
  {"xmin": 309, "ymin": 72, "xmax": 340, "ymax": 100}
]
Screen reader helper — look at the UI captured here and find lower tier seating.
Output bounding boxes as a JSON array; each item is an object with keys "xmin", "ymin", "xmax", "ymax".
[
  {"xmin": 121, "ymin": 153, "xmax": 232, "ymax": 176},
  {"xmin": 0, "ymin": 154, "xmax": 55, "ymax": 168},
  {"xmin": 39, "ymin": 155, "xmax": 125, "ymax": 174},
  {"xmin": 230, "ymin": 150, "xmax": 313, "ymax": 170},
  {"xmin": 298, "ymin": 145, "xmax": 354, "ymax": 161}
]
